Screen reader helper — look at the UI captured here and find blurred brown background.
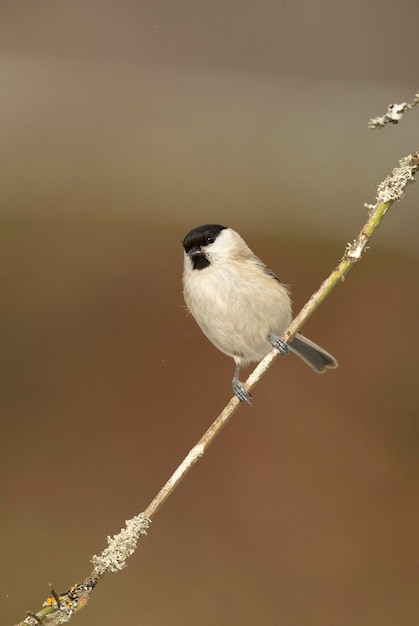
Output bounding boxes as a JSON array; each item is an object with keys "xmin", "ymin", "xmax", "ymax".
[{"xmin": 1, "ymin": 1, "xmax": 419, "ymax": 625}]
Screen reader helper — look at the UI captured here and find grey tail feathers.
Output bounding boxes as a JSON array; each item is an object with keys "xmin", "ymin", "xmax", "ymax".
[{"xmin": 289, "ymin": 333, "xmax": 338, "ymax": 373}]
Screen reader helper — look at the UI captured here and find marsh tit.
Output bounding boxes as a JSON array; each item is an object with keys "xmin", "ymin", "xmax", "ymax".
[{"xmin": 182, "ymin": 224, "xmax": 338, "ymax": 404}]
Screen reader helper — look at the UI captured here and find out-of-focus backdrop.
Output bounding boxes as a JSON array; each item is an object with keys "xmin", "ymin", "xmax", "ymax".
[{"xmin": 1, "ymin": 2, "xmax": 419, "ymax": 625}]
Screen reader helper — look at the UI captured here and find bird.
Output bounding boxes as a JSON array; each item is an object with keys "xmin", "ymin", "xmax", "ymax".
[{"xmin": 182, "ymin": 224, "xmax": 338, "ymax": 403}]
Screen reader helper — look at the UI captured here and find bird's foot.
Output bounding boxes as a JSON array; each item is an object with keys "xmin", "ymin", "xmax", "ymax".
[
  {"xmin": 232, "ymin": 379, "xmax": 252, "ymax": 405},
  {"xmin": 268, "ymin": 333, "xmax": 290, "ymax": 356}
]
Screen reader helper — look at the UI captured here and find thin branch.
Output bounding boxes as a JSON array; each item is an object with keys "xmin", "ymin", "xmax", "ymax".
[
  {"xmin": 12, "ymin": 151, "xmax": 419, "ymax": 626},
  {"xmin": 368, "ymin": 90, "xmax": 419, "ymax": 129}
]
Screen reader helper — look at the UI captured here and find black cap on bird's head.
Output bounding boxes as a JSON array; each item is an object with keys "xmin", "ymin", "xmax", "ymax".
[
  {"xmin": 182, "ymin": 224, "xmax": 227, "ymax": 254},
  {"xmin": 182, "ymin": 224, "xmax": 228, "ymax": 270}
]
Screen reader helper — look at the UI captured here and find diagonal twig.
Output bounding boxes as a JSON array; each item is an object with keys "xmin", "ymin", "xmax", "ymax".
[
  {"xmin": 368, "ymin": 91, "xmax": 419, "ymax": 129},
  {"xmin": 13, "ymin": 151, "xmax": 419, "ymax": 626}
]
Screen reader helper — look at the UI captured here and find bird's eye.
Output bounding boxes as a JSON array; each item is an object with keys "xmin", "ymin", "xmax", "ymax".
[{"xmin": 206, "ymin": 236, "xmax": 214, "ymax": 244}]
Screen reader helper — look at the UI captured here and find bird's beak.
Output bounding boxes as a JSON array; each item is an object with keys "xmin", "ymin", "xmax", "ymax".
[{"xmin": 188, "ymin": 246, "xmax": 202, "ymax": 256}]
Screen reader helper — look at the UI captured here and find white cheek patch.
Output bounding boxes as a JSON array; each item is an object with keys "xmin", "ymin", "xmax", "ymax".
[{"xmin": 207, "ymin": 229, "xmax": 237, "ymax": 264}]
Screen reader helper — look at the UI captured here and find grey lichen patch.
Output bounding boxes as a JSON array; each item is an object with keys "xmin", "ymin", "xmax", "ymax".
[
  {"xmin": 91, "ymin": 513, "xmax": 151, "ymax": 574},
  {"xmin": 376, "ymin": 153, "xmax": 419, "ymax": 204},
  {"xmin": 368, "ymin": 93, "xmax": 419, "ymax": 129}
]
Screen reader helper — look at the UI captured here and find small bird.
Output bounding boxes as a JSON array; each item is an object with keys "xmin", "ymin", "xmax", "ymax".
[{"xmin": 182, "ymin": 224, "xmax": 338, "ymax": 404}]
